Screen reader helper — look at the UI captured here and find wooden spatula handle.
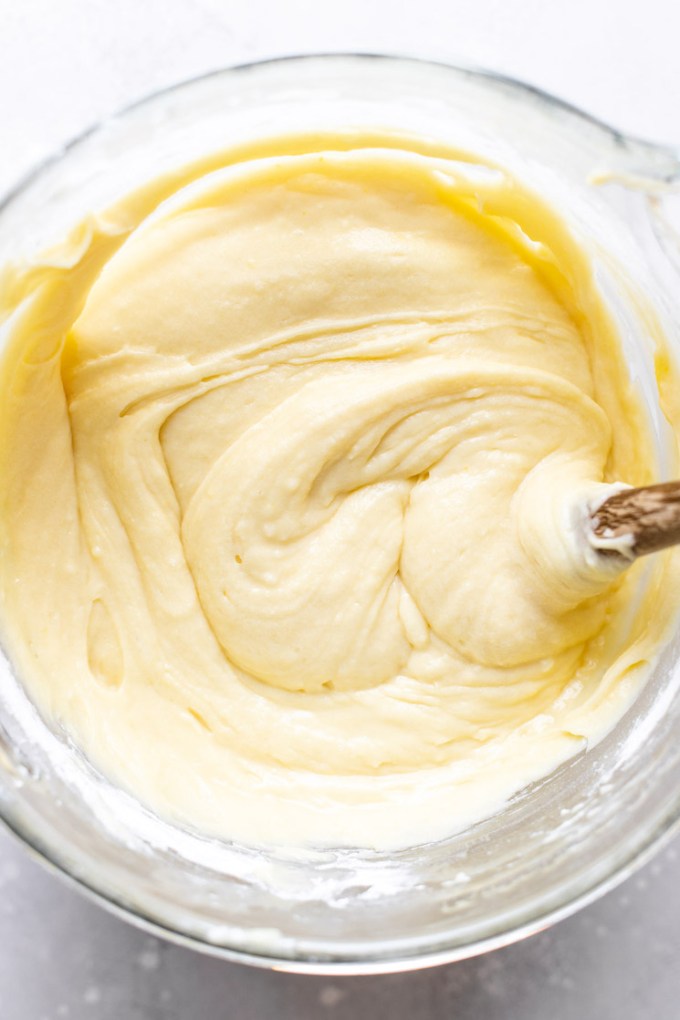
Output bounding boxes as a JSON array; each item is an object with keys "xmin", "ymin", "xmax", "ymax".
[{"xmin": 592, "ymin": 481, "xmax": 680, "ymax": 557}]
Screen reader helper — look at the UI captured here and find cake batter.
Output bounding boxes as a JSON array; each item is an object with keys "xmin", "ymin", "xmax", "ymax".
[{"xmin": 0, "ymin": 134, "xmax": 674, "ymax": 849}]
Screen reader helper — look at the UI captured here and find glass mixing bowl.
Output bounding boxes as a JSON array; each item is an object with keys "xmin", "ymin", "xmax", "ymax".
[{"xmin": 1, "ymin": 54, "xmax": 680, "ymax": 975}]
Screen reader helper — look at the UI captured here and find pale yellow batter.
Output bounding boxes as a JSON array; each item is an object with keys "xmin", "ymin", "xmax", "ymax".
[{"xmin": 0, "ymin": 134, "xmax": 676, "ymax": 850}]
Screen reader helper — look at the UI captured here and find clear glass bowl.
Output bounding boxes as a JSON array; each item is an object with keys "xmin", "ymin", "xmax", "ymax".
[{"xmin": 1, "ymin": 54, "xmax": 680, "ymax": 975}]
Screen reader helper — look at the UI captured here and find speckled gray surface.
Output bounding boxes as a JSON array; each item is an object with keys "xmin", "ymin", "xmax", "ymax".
[
  {"xmin": 2, "ymin": 1, "xmax": 680, "ymax": 1017},
  {"xmin": 1, "ymin": 825, "xmax": 680, "ymax": 1019}
]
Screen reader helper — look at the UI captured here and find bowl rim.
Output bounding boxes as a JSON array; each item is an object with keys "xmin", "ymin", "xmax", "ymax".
[
  {"xmin": 2, "ymin": 49, "xmax": 674, "ymax": 221},
  {"xmin": 3, "ymin": 803, "xmax": 680, "ymax": 975}
]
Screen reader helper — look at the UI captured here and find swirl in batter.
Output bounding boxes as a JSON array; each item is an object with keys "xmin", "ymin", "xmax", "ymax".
[{"xmin": 0, "ymin": 135, "xmax": 674, "ymax": 849}]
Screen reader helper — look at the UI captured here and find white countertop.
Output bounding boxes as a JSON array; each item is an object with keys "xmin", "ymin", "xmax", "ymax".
[{"xmin": 1, "ymin": 1, "xmax": 680, "ymax": 1016}]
